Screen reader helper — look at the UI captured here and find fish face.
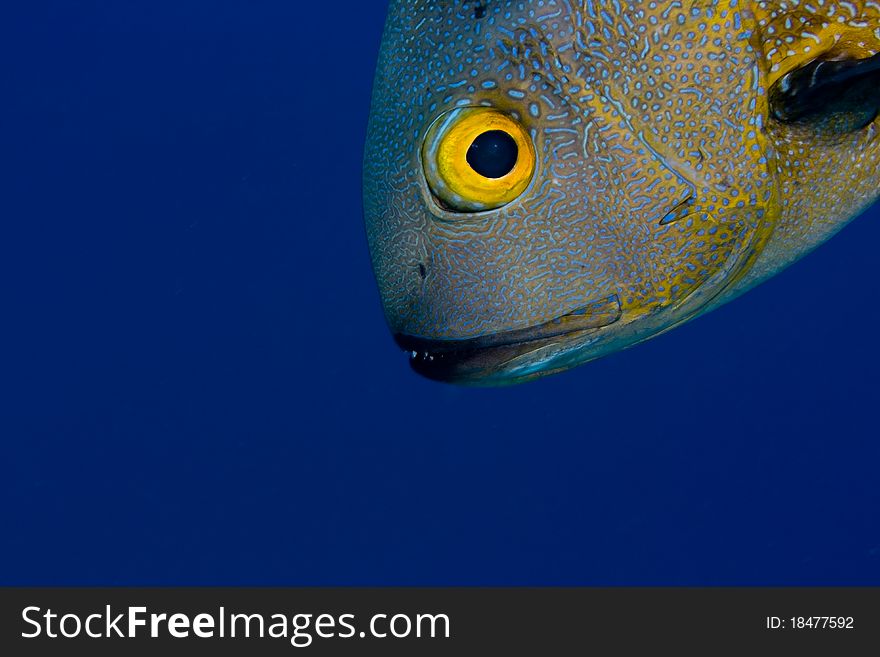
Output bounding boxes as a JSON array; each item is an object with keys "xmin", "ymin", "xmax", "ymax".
[{"xmin": 363, "ymin": 0, "xmax": 880, "ymax": 385}]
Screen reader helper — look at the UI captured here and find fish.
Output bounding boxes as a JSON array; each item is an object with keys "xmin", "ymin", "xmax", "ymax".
[{"xmin": 362, "ymin": 0, "xmax": 880, "ymax": 385}]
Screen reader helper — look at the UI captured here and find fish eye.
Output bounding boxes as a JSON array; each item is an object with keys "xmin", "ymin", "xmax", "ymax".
[
  {"xmin": 421, "ymin": 107, "xmax": 536, "ymax": 213},
  {"xmin": 769, "ymin": 52, "xmax": 880, "ymax": 133}
]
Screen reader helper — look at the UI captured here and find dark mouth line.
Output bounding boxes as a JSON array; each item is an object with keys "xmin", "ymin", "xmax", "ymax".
[
  {"xmin": 394, "ymin": 294, "xmax": 622, "ymax": 382},
  {"xmin": 397, "ymin": 329, "xmax": 563, "ymax": 364},
  {"xmin": 397, "ymin": 333, "xmax": 563, "ymax": 385},
  {"xmin": 396, "ymin": 293, "xmax": 621, "ymax": 354}
]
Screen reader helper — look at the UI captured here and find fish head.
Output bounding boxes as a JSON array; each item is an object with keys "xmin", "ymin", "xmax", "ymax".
[{"xmin": 363, "ymin": 0, "xmax": 880, "ymax": 385}]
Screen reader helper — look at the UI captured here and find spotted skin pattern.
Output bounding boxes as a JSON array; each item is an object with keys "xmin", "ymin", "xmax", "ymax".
[{"xmin": 363, "ymin": 0, "xmax": 880, "ymax": 384}]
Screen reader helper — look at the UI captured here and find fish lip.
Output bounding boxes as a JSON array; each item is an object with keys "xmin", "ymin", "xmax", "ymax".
[
  {"xmin": 395, "ymin": 331, "xmax": 569, "ymax": 384},
  {"xmin": 394, "ymin": 295, "xmax": 622, "ymax": 384}
]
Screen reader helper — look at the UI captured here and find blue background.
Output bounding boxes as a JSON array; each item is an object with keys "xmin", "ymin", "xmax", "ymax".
[{"xmin": 2, "ymin": 1, "xmax": 878, "ymax": 585}]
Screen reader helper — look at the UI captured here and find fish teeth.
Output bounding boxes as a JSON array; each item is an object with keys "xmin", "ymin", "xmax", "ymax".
[{"xmin": 406, "ymin": 349, "xmax": 439, "ymax": 361}]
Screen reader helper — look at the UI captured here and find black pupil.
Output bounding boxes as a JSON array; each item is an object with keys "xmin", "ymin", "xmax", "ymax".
[{"xmin": 466, "ymin": 130, "xmax": 518, "ymax": 179}]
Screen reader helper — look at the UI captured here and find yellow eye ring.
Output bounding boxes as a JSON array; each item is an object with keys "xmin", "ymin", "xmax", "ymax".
[{"xmin": 421, "ymin": 107, "xmax": 536, "ymax": 212}]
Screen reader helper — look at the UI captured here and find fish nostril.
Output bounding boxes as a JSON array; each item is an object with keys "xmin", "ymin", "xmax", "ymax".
[{"xmin": 417, "ymin": 263, "xmax": 427, "ymax": 279}]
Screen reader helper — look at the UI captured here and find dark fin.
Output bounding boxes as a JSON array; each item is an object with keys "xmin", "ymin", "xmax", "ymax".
[{"xmin": 769, "ymin": 52, "xmax": 880, "ymax": 132}]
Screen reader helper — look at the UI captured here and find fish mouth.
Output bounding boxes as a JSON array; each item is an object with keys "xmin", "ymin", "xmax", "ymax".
[{"xmin": 394, "ymin": 294, "xmax": 622, "ymax": 384}]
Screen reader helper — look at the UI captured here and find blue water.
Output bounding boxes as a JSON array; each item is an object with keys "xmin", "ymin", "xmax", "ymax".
[{"xmin": 2, "ymin": 2, "xmax": 879, "ymax": 585}]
